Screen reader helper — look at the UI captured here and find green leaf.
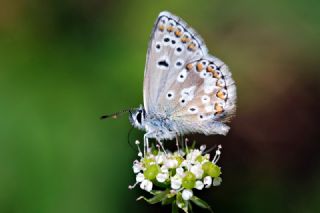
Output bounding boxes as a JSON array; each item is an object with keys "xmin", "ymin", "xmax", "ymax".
[
  {"xmin": 190, "ymin": 196, "xmax": 213, "ymax": 212},
  {"xmin": 162, "ymin": 195, "xmax": 175, "ymax": 205},
  {"xmin": 153, "ymin": 180, "xmax": 170, "ymax": 189},
  {"xmin": 150, "ymin": 190, "xmax": 164, "ymax": 195},
  {"xmin": 188, "ymin": 201, "xmax": 193, "ymax": 213},
  {"xmin": 176, "ymin": 192, "xmax": 188, "ymax": 213},
  {"xmin": 137, "ymin": 190, "xmax": 170, "ymax": 204},
  {"xmin": 172, "ymin": 201, "xmax": 179, "ymax": 213}
]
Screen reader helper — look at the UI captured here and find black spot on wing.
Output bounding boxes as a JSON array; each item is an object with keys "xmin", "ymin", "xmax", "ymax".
[{"xmin": 158, "ymin": 60, "xmax": 169, "ymax": 67}]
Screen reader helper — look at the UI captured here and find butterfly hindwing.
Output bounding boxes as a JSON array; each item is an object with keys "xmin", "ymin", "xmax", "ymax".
[{"xmin": 167, "ymin": 56, "xmax": 236, "ymax": 136}]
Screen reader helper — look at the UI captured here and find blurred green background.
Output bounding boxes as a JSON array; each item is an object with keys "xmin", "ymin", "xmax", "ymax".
[{"xmin": 1, "ymin": 0, "xmax": 319, "ymax": 212}]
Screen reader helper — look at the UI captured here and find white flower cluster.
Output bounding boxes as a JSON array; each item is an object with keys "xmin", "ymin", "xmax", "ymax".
[{"xmin": 129, "ymin": 141, "xmax": 222, "ymax": 202}]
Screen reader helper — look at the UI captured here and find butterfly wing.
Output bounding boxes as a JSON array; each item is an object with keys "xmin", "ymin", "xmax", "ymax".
[
  {"xmin": 143, "ymin": 11, "xmax": 207, "ymax": 114},
  {"xmin": 166, "ymin": 56, "xmax": 237, "ymax": 136},
  {"xmin": 143, "ymin": 11, "xmax": 236, "ymax": 136}
]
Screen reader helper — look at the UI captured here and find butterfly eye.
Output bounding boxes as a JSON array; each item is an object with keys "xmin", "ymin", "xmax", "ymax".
[{"xmin": 216, "ymin": 89, "xmax": 227, "ymax": 100}]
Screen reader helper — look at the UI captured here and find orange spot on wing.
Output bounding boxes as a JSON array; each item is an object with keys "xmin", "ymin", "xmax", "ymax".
[
  {"xmin": 186, "ymin": 63, "xmax": 193, "ymax": 71},
  {"xmin": 181, "ymin": 35, "xmax": 190, "ymax": 43},
  {"xmin": 214, "ymin": 103, "xmax": 224, "ymax": 114},
  {"xmin": 207, "ymin": 65, "xmax": 215, "ymax": 73},
  {"xmin": 187, "ymin": 42, "xmax": 196, "ymax": 51},
  {"xmin": 216, "ymin": 79, "xmax": 225, "ymax": 87},
  {"xmin": 175, "ymin": 29, "xmax": 183, "ymax": 37},
  {"xmin": 159, "ymin": 25, "xmax": 164, "ymax": 31},
  {"xmin": 167, "ymin": 26, "xmax": 174, "ymax": 32},
  {"xmin": 213, "ymin": 71, "xmax": 222, "ymax": 79},
  {"xmin": 216, "ymin": 90, "xmax": 227, "ymax": 100},
  {"xmin": 196, "ymin": 63, "xmax": 203, "ymax": 72}
]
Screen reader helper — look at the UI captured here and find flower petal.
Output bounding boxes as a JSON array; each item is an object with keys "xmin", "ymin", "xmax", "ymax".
[{"xmin": 182, "ymin": 189, "xmax": 193, "ymax": 200}]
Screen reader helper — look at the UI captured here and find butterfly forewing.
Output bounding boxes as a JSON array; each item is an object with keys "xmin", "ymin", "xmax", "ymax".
[
  {"xmin": 143, "ymin": 11, "xmax": 207, "ymax": 113},
  {"xmin": 143, "ymin": 11, "xmax": 236, "ymax": 136}
]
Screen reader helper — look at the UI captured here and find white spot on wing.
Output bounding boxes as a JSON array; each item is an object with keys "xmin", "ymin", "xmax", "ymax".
[
  {"xmin": 157, "ymin": 55, "xmax": 170, "ymax": 71},
  {"xmin": 181, "ymin": 86, "xmax": 196, "ymax": 101},
  {"xmin": 168, "ymin": 19, "xmax": 176, "ymax": 27},
  {"xmin": 204, "ymin": 85, "xmax": 214, "ymax": 94},
  {"xmin": 174, "ymin": 44, "xmax": 184, "ymax": 56},
  {"xmin": 160, "ymin": 17, "xmax": 168, "ymax": 24},
  {"xmin": 188, "ymin": 106, "xmax": 199, "ymax": 114},
  {"xmin": 154, "ymin": 41, "xmax": 162, "ymax": 53},
  {"xmin": 179, "ymin": 97, "xmax": 187, "ymax": 106},
  {"xmin": 205, "ymin": 105, "xmax": 214, "ymax": 113},
  {"xmin": 204, "ymin": 77, "xmax": 215, "ymax": 86},
  {"xmin": 177, "ymin": 69, "xmax": 188, "ymax": 82},
  {"xmin": 166, "ymin": 90, "xmax": 175, "ymax": 100},
  {"xmin": 201, "ymin": 95, "xmax": 210, "ymax": 104},
  {"xmin": 200, "ymin": 71, "xmax": 209, "ymax": 78},
  {"xmin": 175, "ymin": 59, "xmax": 184, "ymax": 69}
]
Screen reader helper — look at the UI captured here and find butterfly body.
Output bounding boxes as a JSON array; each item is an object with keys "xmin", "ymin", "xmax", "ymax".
[{"xmin": 128, "ymin": 11, "xmax": 236, "ymax": 142}]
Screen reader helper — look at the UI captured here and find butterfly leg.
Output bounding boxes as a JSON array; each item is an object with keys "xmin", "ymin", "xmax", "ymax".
[
  {"xmin": 175, "ymin": 135, "xmax": 180, "ymax": 153},
  {"xmin": 156, "ymin": 139, "xmax": 167, "ymax": 155},
  {"xmin": 143, "ymin": 133, "xmax": 150, "ymax": 156}
]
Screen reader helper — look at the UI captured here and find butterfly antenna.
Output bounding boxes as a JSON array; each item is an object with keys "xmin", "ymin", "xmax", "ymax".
[{"xmin": 100, "ymin": 108, "xmax": 132, "ymax": 120}]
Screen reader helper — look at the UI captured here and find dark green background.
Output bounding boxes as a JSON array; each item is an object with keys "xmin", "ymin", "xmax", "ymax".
[{"xmin": 1, "ymin": 0, "xmax": 319, "ymax": 212}]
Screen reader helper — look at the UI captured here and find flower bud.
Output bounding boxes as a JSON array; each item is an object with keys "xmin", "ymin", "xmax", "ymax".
[
  {"xmin": 182, "ymin": 189, "xmax": 193, "ymax": 200},
  {"xmin": 144, "ymin": 164, "xmax": 160, "ymax": 180},
  {"xmin": 202, "ymin": 162, "xmax": 221, "ymax": 177},
  {"xmin": 143, "ymin": 158, "xmax": 155, "ymax": 167}
]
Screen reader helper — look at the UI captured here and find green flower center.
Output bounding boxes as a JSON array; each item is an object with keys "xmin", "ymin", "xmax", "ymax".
[{"xmin": 182, "ymin": 171, "xmax": 196, "ymax": 189}]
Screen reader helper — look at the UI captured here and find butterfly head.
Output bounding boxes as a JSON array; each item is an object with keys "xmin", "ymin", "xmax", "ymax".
[{"xmin": 129, "ymin": 106, "xmax": 146, "ymax": 130}]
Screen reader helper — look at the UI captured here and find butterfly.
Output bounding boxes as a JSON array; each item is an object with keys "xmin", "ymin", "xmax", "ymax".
[{"xmin": 102, "ymin": 11, "xmax": 236, "ymax": 149}]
